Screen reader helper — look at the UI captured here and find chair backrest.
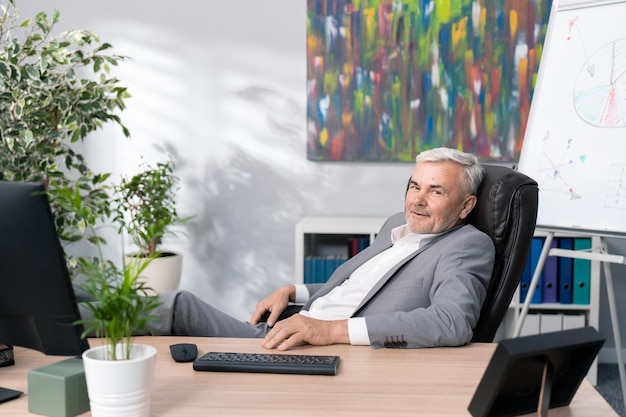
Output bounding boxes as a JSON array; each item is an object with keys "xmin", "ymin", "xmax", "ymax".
[{"xmin": 466, "ymin": 165, "xmax": 538, "ymax": 342}]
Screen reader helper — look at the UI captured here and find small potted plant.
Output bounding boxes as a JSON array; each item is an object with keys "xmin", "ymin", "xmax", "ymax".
[
  {"xmin": 113, "ymin": 158, "xmax": 190, "ymax": 294},
  {"xmin": 77, "ymin": 257, "xmax": 162, "ymax": 360},
  {"xmin": 53, "ymin": 182, "xmax": 163, "ymax": 417},
  {"xmin": 77, "ymin": 255, "xmax": 162, "ymax": 417}
]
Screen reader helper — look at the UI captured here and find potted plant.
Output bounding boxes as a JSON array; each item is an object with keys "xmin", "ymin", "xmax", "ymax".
[
  {"xmin": 53, "ymin": 182, "xmax": 163, "ymax": 417},
  {"xmin": 113, "ymin": 158, "xmax": 190, "ymax": 294},
  {"xmin": 77, "ymin": 249, "xmax": 162, "ymax": 417},
  {"xmin": 0, "ymin": 1, "xmax": 130, "ymax": 278},
  {"xmin": 77, "ymin": 257, "xmax": 162, "ymax": 360}
]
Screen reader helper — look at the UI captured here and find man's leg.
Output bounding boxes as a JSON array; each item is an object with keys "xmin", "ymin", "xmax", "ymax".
[{"xmin": 148, "ymin": 290, "xmax": 270, "ymax": 338}]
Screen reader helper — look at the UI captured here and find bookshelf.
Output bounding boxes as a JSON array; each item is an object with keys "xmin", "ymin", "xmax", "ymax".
[
  {"xmin": 294, "ymin": 218, "xmax": 601, "ymax": 384},
  {"xmin": 294, "ymin": 217, "xmax": 387, "ymax": 284}
]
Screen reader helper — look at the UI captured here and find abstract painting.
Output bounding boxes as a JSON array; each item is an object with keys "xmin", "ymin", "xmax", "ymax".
[{"xmin": 306, "ymin": 0, "xmax": 553, "ymax": 162}]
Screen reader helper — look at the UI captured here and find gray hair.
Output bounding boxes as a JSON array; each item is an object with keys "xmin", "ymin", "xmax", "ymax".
[{"xmin": 415, "ymin": 148, "xmax": 484, "ymax": 195}]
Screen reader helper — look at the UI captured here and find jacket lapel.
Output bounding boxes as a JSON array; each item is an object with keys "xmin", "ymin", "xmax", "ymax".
[
  {"xmin": 351, "ymin": 245, "xmax": 427, "ymax": 313},
  {"xmin": 352, "ymin": 226, "xmax": 461, "ymax": 314}
]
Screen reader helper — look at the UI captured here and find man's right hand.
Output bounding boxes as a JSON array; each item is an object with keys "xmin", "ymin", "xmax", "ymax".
[{"xmin": 249, "ymin": 285, "xmax": 296, "ymax": 326}]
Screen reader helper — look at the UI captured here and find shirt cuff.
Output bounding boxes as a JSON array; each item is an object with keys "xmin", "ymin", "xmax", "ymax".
[
  {"xmin": 347, "ymin": 317, "xmax": 370, "ymax": 345},
  {"xmin": 293, "ymin": 284, "xmax": 309, "ymax": 304}
]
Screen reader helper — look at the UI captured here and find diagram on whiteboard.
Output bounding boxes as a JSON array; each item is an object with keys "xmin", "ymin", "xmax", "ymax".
[
  {"xmin": 535, "ymin": 131, "xmax": 586, "ymax": 201},
  {"xmin": 573, "ymin": 36, "xmax": 626, "ymax": 126}
]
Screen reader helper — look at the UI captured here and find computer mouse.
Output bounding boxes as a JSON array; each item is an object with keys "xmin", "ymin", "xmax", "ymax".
[{"xmin": 169, "ymin": 343, "xmax": 198, "ymax": 362}]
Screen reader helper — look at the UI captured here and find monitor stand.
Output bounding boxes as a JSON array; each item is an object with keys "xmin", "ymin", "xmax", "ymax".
[{"xmin": 538, "ymin": 358, "xmax": 553, "ymax": 417}]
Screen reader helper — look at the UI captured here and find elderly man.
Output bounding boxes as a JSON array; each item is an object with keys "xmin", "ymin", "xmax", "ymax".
[{"xmin": 144, "ymin": 147, "xmax": 495, "ymax": 350}]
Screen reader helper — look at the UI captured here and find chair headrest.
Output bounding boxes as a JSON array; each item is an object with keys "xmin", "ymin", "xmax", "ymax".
[{"xmin": 466, "ymin": 165, "xmax": 538, "ymax": 255}]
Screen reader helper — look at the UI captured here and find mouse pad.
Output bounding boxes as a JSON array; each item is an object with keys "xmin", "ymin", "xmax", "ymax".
[{"xmin": 0, "ymin": 387, "xmax": 23, "ymax": 403}]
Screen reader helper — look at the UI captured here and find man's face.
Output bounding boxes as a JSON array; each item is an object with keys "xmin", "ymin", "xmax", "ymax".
[{"xmin": 404, "ymin": 161, "xmax": 477, "ymax": 234}]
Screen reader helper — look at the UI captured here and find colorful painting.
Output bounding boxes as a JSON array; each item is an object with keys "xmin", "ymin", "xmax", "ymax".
[{"xmin": 306, "ymin": 0, "xmax": 553, "ymax": 162}]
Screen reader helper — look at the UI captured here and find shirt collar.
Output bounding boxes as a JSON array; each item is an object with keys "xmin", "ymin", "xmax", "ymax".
[{"xmin": 390, "ymin": 224, "xmax": 442, "ymax": 247}]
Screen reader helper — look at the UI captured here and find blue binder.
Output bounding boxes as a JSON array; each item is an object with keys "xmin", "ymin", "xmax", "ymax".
[
  {"xmin": 542, "ymin": 239, "xmax": 558, "ymax": 303},
  {"xmin": 528, "ymin": 237, "xmax": 544, "ymax": 304},
  {"xmin": 573, "ymin": 238, "xmax": 592, "ymax": 305},
  {"xmin": 520, "ymin": 237, "xmax": 545, "ymax": 304},
  {"xmin": 558, "ymin": 238, "xmax": 574, "ymax": 304}
]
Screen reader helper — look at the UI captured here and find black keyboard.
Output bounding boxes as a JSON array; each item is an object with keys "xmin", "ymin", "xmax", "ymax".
[{"xmin": 192, "ymin": 351, "xmax": 340, "ymax": 375}]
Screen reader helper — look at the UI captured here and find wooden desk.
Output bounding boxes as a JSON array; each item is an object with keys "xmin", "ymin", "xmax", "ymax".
[{"xmin": 0, "ymin": 337, "xmax": 618, "ymax": 417}]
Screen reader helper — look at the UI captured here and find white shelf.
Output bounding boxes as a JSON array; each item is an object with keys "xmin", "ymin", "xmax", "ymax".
[
  {"xmin": 296, "ymin": 217, "xmax": 386, "ymax": 235},
  {"xmin": 509, "ymin": 302, "xmax": 592, "ymax": 311}
]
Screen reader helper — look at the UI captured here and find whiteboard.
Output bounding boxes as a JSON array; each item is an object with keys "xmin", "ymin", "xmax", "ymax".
[{"xmin": 518, "ymin": 0, "xmax": 626, "ymax": 237}]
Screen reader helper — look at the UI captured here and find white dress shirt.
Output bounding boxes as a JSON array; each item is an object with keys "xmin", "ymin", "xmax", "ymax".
[{"xmin": 296, "ymin": 224, "xmax": 439, "ymax": 345}]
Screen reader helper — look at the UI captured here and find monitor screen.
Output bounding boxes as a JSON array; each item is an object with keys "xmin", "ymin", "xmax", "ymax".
[
  {"xmin": 468, "ymin": 326, "xmax": 604, "ymax": 417},
  {"xmin": 0, "ymin": 181, "xmax": 89, "ymax": 355}
]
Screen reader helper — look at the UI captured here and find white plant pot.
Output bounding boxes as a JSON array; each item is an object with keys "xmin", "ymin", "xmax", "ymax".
[
  {"xmin": 126, "ymin": 252, "xmax": 183, "ymax": 295},
  {"xmin": 82, "ymin": 344, "xmax": 157, "ymax": 417}
]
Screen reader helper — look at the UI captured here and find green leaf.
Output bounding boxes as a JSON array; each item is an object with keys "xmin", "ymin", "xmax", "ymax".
[
  {"xmin": 8, "ymin": 63, "xmax": 20, "ymax": 81},
  {"xmin": 25, "ymin": 66, "xmax": 40, "ymax": 80},
  {"xmin": 35, "ymin": 20, "xmax": 48, "ymax": 34},
  {"xmin": 58, "ymin": 98, "xmax": 68, "ymax": 111},
  {"xmin": 70, "ymin": 129, "xmax": 81, "ymax": 143},
  {"xmin": 0, "ymin": 62, "xmax": 9, "ymax": 78},
  {"xmin": 40, "ymin": 54, "xmax": 51, "ymax": 71},
  {"xmin": 14, "ymin": 100, "xmax": 23, "ymax": 118},
  {"xmin": 22, "ymin": 130, "xmax": 34, "ymax": 147}
]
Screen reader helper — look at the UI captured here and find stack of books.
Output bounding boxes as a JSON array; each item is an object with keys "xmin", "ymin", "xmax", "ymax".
[{"xmin": 303, "ymin": 236, "xmax": 370, "ymax": 284}]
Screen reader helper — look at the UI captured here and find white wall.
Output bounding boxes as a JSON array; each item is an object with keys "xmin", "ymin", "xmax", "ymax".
[
  {"xmin": 16, "ymin": 0, "xmax": 410, "ymax": 320},
  {"xmin": 17, "ymin": 0, "xmax": 626, "ymax": 361}
]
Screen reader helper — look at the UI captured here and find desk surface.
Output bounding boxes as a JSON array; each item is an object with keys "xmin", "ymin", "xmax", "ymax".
[{"xmin": 0, "ymin": 337, "xmax": 618, "ymax": 417}]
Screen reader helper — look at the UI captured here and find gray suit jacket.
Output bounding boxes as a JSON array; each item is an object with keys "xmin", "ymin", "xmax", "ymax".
[{"xmin": 302, "ymin": 212, "xmax": 495, "ymax": 348}]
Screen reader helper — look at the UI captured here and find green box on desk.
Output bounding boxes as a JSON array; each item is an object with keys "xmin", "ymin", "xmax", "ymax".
[{"xmin": 28, "ymin": 358, "xmax": 90, "ymax": 417}]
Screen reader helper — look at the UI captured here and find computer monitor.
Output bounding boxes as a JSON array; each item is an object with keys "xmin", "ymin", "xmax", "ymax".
[
  {"xmin": 0, "ymin": 181, "xmax": 89, "ymax": 355},
  {"xmin": 468, "ymin": 326, "xmax": 605, "ymax": 417}
]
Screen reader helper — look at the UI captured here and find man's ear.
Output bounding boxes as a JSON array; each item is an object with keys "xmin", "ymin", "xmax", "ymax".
[{"xmin": 459, "ymin": 194, "xmax": 477, "ymax": 220}]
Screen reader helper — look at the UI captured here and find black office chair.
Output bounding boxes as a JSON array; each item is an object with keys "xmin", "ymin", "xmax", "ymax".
[
  {"xmin": 275, "ymin": 165, "xmax": 538, "ymax": 343},
  {"xmin": 466, "ymin": 164, "xmax": 538, "ymax": 342}
]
